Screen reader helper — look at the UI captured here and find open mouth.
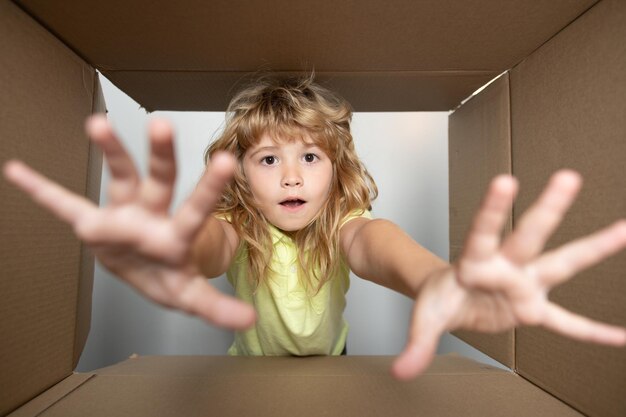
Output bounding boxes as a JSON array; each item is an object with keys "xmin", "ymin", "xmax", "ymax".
[{"xmin": 279, "ymin": 198, "xmax": 306, "ymax": 208}]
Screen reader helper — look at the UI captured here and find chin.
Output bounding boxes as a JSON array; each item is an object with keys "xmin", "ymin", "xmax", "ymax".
[
  {"xmin": 275, "ymin": 223, "xmax": 306, "ymax": 233},
  {"xmin": 271, "ymin": 217, "xmax": 312, "ymax": 232}
]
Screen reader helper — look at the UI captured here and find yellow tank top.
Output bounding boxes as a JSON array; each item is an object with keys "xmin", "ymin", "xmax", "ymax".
[{"xmin": 225, "ymin": 210, "xmax": 371, "ymax": 356}]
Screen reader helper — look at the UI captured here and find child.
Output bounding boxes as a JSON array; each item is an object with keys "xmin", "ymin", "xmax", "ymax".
[{"xmin": 4, "ymin": 75, "xmax": 626, "ymax": 381}]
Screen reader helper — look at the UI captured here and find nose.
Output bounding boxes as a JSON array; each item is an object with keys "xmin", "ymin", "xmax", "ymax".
[{"xmin": 282, "ymin": 163, "xmax": 302, "ymax": 187}]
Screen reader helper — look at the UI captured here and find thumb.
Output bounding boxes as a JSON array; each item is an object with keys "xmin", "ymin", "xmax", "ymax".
[
  {"xmin": 178, "ymin": 276, "xmax": 256, "ymax": 330},
  {"xmin": 391, "ymin": 305, "xmax": 445, "ymax": 381},
  {"xmin": 208, "ymin": 151, "xmax": 237, "ymax": 182},
  {"xmin": 173, "ymin": 151, "xmax": 237, "ymax": 241}
]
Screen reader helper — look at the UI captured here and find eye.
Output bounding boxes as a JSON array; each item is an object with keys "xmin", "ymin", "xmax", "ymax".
[
  {"xmin": 261, "ymin": 155, "xmax": 277, "ymax": 165},
  {"xmin": 304, "ymin": 153, "xmax": 318, "ymax": 163}
]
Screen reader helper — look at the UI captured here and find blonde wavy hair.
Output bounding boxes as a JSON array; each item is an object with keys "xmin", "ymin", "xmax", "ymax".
[{"xmin": 205, "ymin": 73, "xmax": 378, "ymax": 294}]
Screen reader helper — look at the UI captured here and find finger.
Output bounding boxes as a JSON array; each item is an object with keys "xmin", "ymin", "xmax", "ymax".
[
  {"xmin": 534, "ymin": 220, "xmax": 626, "ymax": 287},
  {"xmin": 542, "ymin": 303, "xmax": 626, "ymax": 346},
  {"xmin": 462, "ymin": 175, "xmax": 518, "ymax": 261},
  {"xmin": 173, "ymin": 152, "xmax": 236, "ymax": 241},
  {"xmin": 178, "ymin": 276, "xmax": 256, "ymax": 330},
  {"xmin": 501, "ymin": 170, "xmax": 581, "ymax": 264},
  {"xmin": 86, "ymin": 115, "xmax": 140, "ymax": 204},
  {"xmin": 391, "ymin": 303, "xmax": 447, "ymax": 381},
  {"xmin": 138, "ymin": 118, "xmax": 177, "ymax": 212},
  {"xmin": 392, "ymin": 324, "xmax": 444, "ymax": 381},
  {"xmin": 3, "ymin": 160, "xmax": 96, "ymax": 224}
]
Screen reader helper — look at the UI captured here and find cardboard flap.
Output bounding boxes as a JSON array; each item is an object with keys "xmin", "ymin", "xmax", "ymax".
[
  {"xmin": 73, "ymin": 75, "xmax": 105, "ymax": 369},
  {"xmin": 8, "ymin": 374, "xmax": 95, "ymax": 417},
  {"xmin": 0, "ymin": 2, "xmax": 99, "ymax": 415},
  {"xmin": 448, "ymin": 73, "xmax": 514, "ymax": 368},
  {"xmin": 16, "ymin": 0, "xmax": 597, "ymax": 111},
  {"xmin": 93, "ymin": 353, "xmax": 504, "ymax": 377},
  {"xmin": 25, "ymin": 356, "xmax": 583, "ymax": 417},
  {"xmin": 510, "ymin": 0, "xmax": 626, "ymax": 416},
  {"xmin": 102, "ymin": 70, "xmax": 496, "ymax": 112}
]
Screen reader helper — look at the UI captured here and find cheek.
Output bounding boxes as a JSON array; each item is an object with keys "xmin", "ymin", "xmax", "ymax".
[
  {"xmin": 247, "ymin": 171, "xmax": 277, "ymax": 202},
  {"xmin": 327, "ymin": 162, "xmax": 335, "ymax": 184},
  {"xmin": 318, "ymin": 164, "xmax": 334, "ymax": 196},
  {"xmin": 247, "ymin": 175, "xmax": 266, "ymax": 197}
]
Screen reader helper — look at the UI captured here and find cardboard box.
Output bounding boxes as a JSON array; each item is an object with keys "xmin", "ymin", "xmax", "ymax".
[{"xmin": 1, "ymin": 0, "xmax": 623, "ymax": 416}]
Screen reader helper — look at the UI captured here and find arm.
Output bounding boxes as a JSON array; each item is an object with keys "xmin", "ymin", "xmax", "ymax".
[
  {"xmin": 340, "ymin": 217, "xmax": 449, "ymax": 298},
  {"xmin": 192, "ymin": 216, "xmax": 239, "ymax": 278},
  {"xmin": 346, "ymin": 172, "xmax": 626, "ymax": 381}
]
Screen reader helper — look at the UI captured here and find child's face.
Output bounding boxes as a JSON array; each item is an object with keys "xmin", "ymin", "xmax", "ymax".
[{"xmin": 242, "ymin": 133, "xmax": 333, "ymax": 232}]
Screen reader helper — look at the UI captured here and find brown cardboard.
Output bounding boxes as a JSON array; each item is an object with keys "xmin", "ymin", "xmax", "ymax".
[
  {"xmin": 509, "ymin": 0, "xmax": 626, "ymax": 415},
  {"xmin": 10, "ymin": 355, "xmax": 583, "ymax": 417},
  {"xmin": 15, "ymin": 0, "xmax": 597, "ymax": 111},
  {"xmin": 448, "ymin": 74, "xmax": 513, "ymax": 265},
  {"xmin": 7, "ymin": 374, "xmax": 95, "ymax": 417},
  {"xmin": 102, "ymin": 70, "xmax": 496, "ymax": 112},
  {"xmin": 448, "ymin": 74, "xmax": 514, "ymax": 369},
  {"xmin": 0, "ymin": 1, "xmax": 102, "ymax": 415},
  {"xmin": 93, "ymin": 352, "xmax": 497, "ymax": 376},
  {"xmin": 74, "ymin": 78, "xmax": 105, "ymax": 369},
  {"xmin": 446, "ymin": 1, "xmax": 626, "ymax": 415},
  {"xmin": 2, "ymin": 0, "xmax": 625, "ymax": 416}
]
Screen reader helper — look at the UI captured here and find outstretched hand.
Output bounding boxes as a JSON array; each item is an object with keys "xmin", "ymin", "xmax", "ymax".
[
  {"xmin": 3, "ymin": 115, "xmax": 256, "ymax": 330},
  {"xmin": 393, "ymin": 170, "xmax": 626, "ymax": 380}
]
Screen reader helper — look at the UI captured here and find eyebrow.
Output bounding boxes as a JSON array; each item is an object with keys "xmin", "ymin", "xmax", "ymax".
[
  {"xmin": 248, "ymin": 146, "xmax": 279, "ymax": 158},
  {"xmin": 247, "ymin": 143, "xmax": 321, "ymax": 158}
]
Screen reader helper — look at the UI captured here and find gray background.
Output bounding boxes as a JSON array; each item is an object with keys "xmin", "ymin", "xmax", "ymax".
[{"xmin": 76, "ymin": 74, "xmax": 506, "ymax": 372}]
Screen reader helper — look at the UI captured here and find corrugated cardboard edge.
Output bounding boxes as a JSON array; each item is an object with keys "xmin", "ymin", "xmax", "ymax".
[
  {"xmin": 7, "ymin": 374, "xmax": 95, "ymax": 417},
  {"xmin": 72, "ymin": 74, "xmax": 105, "ymax": 369},
  {"xmin": 448, "ymin": 72, "xmax": 514, "ymax": 369}
]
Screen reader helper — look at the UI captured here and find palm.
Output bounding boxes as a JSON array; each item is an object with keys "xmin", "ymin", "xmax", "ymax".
[
  {"xmin": 83, "ymin": 205, "xmax": 192, "ymax": 307},
  {"xmin": 83, "ymin": 204, "xmax": 189, "ymax": 270},
  {"xmin": 3, "ymin": 115, "xmax": 255, "ymax": 329},
  {"xmin": 393, "ymin": 171, "xmax": 626, "ymax": 380},
  {"xmin": 454, "ymin": 254, "xmax": 549, "ymax": 333}
]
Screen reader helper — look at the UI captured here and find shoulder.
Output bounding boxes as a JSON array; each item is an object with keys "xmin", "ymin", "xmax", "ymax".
[
  {"xmin": 340, "ymin": 208, "xmax": 372, "ymax": 228},
  {"xmin": 213, "ymin": 212, "xmax": 240, "ymax": 259},
  {"xmin": 339, "ymin": 209, "xmax": 372, "ymax": 257}
]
